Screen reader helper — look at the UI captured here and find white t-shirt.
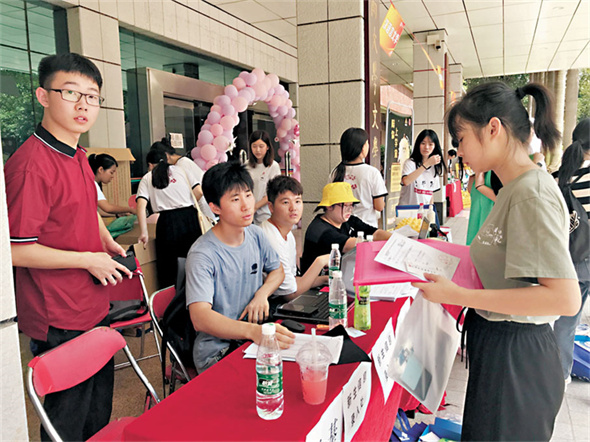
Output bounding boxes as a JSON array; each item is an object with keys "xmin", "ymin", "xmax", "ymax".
[
  {"xmin": 398, "ymin": 159, "xmax": 441, "ymax": 206},
  {"xmin": 246, "ymin": 161, "xmax": 281, "ymax": 224},
  {"xmin": 175, "ymin": 156, "xmax": 216, "ymax": 220},
  {"xmin": 137, "ymin": 165, "xmax": 197, "ymax": 212},
  {"xmin": 94, "ymin": 181, "xmax": 106, "ymax": 201},
  {"xmin": 259, "ymin": 220, "xmax": 297, "ymax": 296},
  {"xmin": 331, "ymin": 163, "xmax": 388, "ymax": 228}
]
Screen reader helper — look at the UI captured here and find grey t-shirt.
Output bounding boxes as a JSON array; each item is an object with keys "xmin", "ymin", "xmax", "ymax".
[
  {"xmin": 185, "ymin": 225, "xmax": 281, "ymax": 371},
  {"xmin": 470, "ymin": 168, "xmax": 577, "ymax": 324}
]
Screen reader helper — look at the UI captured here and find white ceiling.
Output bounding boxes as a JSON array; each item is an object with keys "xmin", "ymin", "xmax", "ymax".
[{"xmin": 204, "ymin": 0, "xmax": 590, "ymax": 85}]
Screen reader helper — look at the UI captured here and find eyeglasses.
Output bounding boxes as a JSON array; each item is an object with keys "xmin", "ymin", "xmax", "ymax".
[
  {"xmin": 339, "ymin": 203, "xmax": 354, "ymax": 213},
  {"xmin": 46, "ymin": 88, "xmax": 105, "ymax": 107}
]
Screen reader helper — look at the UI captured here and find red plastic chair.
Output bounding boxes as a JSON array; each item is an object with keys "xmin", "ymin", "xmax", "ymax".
[
  {"xmin": 108, "ymin": 260, "xmax": 155, "ymax": 368},
  {"xmin": 26, "ymin": 327, "xmax": 160, "ymax": 442},
  {"xmin": 149, "ymin": 286, "xmax": 197, "ymax": 396}
]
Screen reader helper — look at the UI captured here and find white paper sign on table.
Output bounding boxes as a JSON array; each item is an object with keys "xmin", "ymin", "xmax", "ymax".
[
  {"xmin": 342, "ymin": 361, "xmax": 372, "ymax": 442},
  {"xmin": 374, "ymin": 232, "xmax": 460, "ymax": 281},
  {"xmin": 369, "ymin": 318, "xmax": 396, "ymax": 402},
  {"xmin": 305, "ymin": 393, "xmax": 343, "ymax": 442}
]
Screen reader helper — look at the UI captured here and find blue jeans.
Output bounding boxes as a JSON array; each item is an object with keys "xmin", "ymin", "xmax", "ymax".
[{"xmin": 554, "ymin": 279, "xmax": 590, "ymax": 379}]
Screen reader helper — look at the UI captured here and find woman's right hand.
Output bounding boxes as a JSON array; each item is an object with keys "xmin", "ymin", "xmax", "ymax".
[
  {"xmin": 424, "ymin": 154, "xmax": 441, "ymax": 168},
  {"xmin": 138, "ymin": 232, "xmax": 148, "ymax": 248}
]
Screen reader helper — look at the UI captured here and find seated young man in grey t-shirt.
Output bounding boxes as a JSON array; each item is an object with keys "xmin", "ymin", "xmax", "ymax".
[{"xmin": 186, "ymin": 162, "xmax": 295, "ymax": 374}]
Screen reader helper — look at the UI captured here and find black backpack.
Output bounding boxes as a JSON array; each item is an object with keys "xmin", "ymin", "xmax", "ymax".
[
  {"xmin": 159, "ymin": 258, "xmax": 196, "ymax": 389},
  {"xmin": 560, "ymin": 176, "xmax": 590, "ymax": 263}
]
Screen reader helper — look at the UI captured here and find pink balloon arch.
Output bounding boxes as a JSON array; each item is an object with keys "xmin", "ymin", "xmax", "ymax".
[{"xmin": 191, "ymin": 68, "xmax": 301, "ymax": 181}]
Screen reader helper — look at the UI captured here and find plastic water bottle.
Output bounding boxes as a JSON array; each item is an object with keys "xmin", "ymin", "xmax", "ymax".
[
  {"xmin": 356, "ymin": 231, "xmax": 365, "ymax": 245},
  {"xmin": 256, "ymin": 323, "xmax": 284, "ymax": 420},
  {"xmin": 329, "ymin": 270, "xmax": 348, "ymax": 329},
  {"xmin": 328, "ymin": 243, "xmax": 341, "ymax": 289},
  {"xmin": 366, "ymin": 235, "xmax": 374, "ymax": 242},
  {"xmin": 417, "ymin": 203, "xmax": 425, "ymax": 220}
]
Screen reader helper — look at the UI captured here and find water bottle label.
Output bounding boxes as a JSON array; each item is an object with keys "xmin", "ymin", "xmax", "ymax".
[
  {"xmin": 256, "ymin": 371, "xmax": 283, "ymax": 395},
  {"xmin": 328, "ymin": 266, "xmax": 339, "ymax": 279},
  {"xmin": 329, "ymin": 302, "xmax": 347, "ymax": 319}
]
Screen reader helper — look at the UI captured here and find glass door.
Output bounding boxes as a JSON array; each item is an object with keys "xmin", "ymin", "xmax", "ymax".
[{"xmin": 163, "ymin": 97, "xmax": 195, "ymax": 155}]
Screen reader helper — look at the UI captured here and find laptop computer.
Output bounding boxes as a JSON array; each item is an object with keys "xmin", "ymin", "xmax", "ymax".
[{"xmin": 273, "ymin": 249, "xmax": 357, "ymax": 324}]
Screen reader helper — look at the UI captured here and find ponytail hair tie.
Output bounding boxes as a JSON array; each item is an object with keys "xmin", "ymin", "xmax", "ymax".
[{"xmin": 515, "ymin": 87, "xmax": 526, "ymax": 100}]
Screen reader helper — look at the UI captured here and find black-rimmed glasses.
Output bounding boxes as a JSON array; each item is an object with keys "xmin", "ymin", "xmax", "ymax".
[{"xmin": 46, "ymin": 88, "xmax": 105, "ymax": 107}]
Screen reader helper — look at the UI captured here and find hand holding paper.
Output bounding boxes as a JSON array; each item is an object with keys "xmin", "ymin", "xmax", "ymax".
[{"xmin": 413, "ymin": 273, "xmax": 463, "ymax": 306}]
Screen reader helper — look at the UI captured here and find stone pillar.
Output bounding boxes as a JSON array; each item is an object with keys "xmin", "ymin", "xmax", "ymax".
[
  {"xmin": 67, "ymin": 6, "xmax": 126, "ymax": 149},
  {"xmin": 563, "ymin": 69, "xmax": 580, "ymax": 147},
  {"xmin": 297, "ymin": 0, "xmax": 366, "ymax": 230},
  {"xmin": 412, "ymin": 30, "xmax": 447, "ymax": 218}
]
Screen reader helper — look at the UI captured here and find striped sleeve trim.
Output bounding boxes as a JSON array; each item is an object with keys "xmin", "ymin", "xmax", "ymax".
[
  {"xmin": 136, "ymin": 195, "xmax": 149, "ymax": 202},
  {"xmin": 11, "ymin": 236, "xmax": 38, "ymax": 244}
]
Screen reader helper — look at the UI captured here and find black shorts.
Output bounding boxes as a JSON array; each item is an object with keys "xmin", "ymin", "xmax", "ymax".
[{"xmin": 462, "ymin": 309, "xmax": 564, "ymax": 441}]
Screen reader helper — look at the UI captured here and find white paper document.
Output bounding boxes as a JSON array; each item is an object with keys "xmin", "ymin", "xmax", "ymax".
[
  {"xmin": 375, "ymin": 232, "xmax": 460, "ymax": 280},
  {"xmin": 342, "ymin": 361, "xmax": 372, "ymax": 442},
  {"xmin": 305, "ymin": 393, "xmax": 343, "ymax": 442},
  {"xmin": 370, "ymin": 318, "xmax": 396, "ymax": 402},
  {"xmin": 369, "ymin": 282, "xmax": 419, "ymax": 301},
  {"xmin": 244, "ymin": 334, "xmax": 343, "ymax": 364}
]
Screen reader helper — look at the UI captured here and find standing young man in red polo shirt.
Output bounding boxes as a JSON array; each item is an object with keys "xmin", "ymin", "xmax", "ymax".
[{"xmin": 5, "ymin": 53, "xmax": 132, "ymax": 441}]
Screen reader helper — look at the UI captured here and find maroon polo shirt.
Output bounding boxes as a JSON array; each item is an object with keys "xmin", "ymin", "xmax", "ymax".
[{"xmin": 5, "ymin": 124, "xmax": 108, "ymax": 341}]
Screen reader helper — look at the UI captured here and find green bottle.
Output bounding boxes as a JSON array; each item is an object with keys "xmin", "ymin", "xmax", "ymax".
[{"xmin": 354, "ymin": 285, "xmax": 371, "ymax": 330}]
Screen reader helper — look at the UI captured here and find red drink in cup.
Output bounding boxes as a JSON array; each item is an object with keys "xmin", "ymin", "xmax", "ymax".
[{"xmin": 301, "ymin": 368, "xmax": 328, "ymax": 405}]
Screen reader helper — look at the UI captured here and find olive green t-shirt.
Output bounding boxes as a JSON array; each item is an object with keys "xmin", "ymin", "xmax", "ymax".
[{"xmin": 470, "ymin": 168, "xmax": 577, "ymax": 324}]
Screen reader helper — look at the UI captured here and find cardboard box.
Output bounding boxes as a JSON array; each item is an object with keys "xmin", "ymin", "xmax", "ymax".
[
  {"xmin": 116, "ymin": 223, "xmax": 159, "ymax": 296},
  {"xmin": 86, "ymin": 148, "xmax": 135, "ymax": 208}
]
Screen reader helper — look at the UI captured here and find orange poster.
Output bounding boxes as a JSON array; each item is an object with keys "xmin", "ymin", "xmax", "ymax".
[{"xmin": 380, "ymin": 4, "xmax": 405, "ymax": 56}]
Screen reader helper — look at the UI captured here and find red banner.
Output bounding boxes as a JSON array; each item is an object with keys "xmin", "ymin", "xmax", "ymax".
[{"xmin": 380, "ymin": 4, "xmax": 405, "ymax": 56}]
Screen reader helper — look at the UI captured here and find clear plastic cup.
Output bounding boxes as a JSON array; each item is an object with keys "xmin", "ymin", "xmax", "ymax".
[{"xmin": 296, "ymin": 332, "xmax": 332, "ymax": 405}]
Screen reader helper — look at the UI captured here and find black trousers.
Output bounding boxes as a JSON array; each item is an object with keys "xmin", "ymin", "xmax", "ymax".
[
  {"xmin": 30, "ymin": 317, "xmax": 114, "ymax": 441},
  {"xmin": 461, "ymin": 309, "xmax": 564, "ymax": 441},
  {"xmin": 155, "ymin": 206, "xmax": 201, "ymax": 288}
]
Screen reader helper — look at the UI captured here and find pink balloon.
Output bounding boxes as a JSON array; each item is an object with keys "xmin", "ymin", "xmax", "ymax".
[
  {"xmin": 201, "ymin": 144, "xmax": 217, "ymax": 161},
  {"xmin": 196, "ymin": 139, "xmax": 205, "ymax": 148},
  {"xmin": 268, "ymin": 105, "xmax": 277, "ymax": 113},
  {"xmin": 270, "ymin": 95, "xmax": 284, "ymax": 107},
  {"xmin": 287, "ymin": 99, "xmax": 293, "ymax": 108},
  {"xmin": 275, "ymin": 84, "xmax": 285, "ymax": 95},
  {"xmin": 263, "ymin": 77, "xmax": 272, "ymax": 90},
  {"xmin": 202, "ymin": 124, "xmax": 211, "ymax": 131},
  {"xmin": 233, "ymin": 115, "xmax": 240, "ymax": 125},
  {"xmin": 279, "ymin": 142, "xmax": 289, "ymax": 152},
  {"xmin": 252, "ymin": 68, "xmax": 266, "ymax": 82},
  {"xmin": 267, "ymin": 73, "xmax": 279, "ymax": 87},
  {"xmin": 281, "ymin": 118, "xmax": 292, "ymax": 131},
  {"xmin": 198, "ymin": 130, "xmax": 214, "ymax": 145},
  {"xmin": 222, "ymin": 130, "xmax": 233, "ymax": 140},
  {"xmin": 253, "ymin": 82, "xmax": 267, "ymax": 100},
  {"xmin": 211, "ymin": 123, "xmax": 223, "ymax": 137},
  {"xmin": 191, "ymin": 147, "xmax": 201, "ymax": 159},
  {"xmin": 206, "ymin": 159, "xmax": 219, "ymax": 169},
  {"xmin": 224, "ymin": 84, "xmax": 238, "ymax": 98},
  {"xmin": 265, "ymin": 87, "xmax": 275, "ymax": 101},
  {"xmin": 221, "ymin": 104, "xmax": 235, "ymax": 117},
  {"xmin": 208, "ymin": 111, "xmax": 221, "ymax": 124},
  {"xmin": 219, "ymin": 152, "xmax": 228, "ymax": 163},
  {"xmin": 292, "ymin": 152, "xmax": 300, "ymax": 166},
  {"xmin": 239, "ymin": 71, "xmax": 249, "ymax": 80},
  {"xmin": 214, "ymin": 95, "xmax": 231, "ymax": 106},
  {"xmin": 277, "ymin": 106, "xmax": 288, "ymax": 117},
  {"xmin": 287, "ymin": 108, "xmax": 296, "ymax": 119},
  {"xmin": 245, "ymin": 73, "xmax": 257, "ymax": 86},
  {"xmin": 213, "ymin": 136, "xmax": 229, "ymax": 152},
  {"xmin": 233, "ymin": 77, "xmax": 246, "ymax": 90},
  {"xmin": 232, "ymin": 96, "xmax": 248, "ymax": 113},
  {"xmin": 277, "ymin": 129, "xmax": 287, "ymax": 138},
  {"xmin": 196, "ymin": 158, "xmax": 207, "ymax": 170},
  {"xmin": 211, "ymin": 104, "xmax": 222, "ymax": 114},
  {"xmin": 220, "ymin": 115, "xmax": 234, "ymax": 131}
]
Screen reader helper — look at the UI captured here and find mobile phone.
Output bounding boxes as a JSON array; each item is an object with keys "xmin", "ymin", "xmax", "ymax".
[{"xmin": 92, "ymin": 251, "xmax": 137, "ymax": 284}]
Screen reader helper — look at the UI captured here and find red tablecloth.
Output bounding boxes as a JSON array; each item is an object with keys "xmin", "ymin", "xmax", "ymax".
[
  {"xmin": 123, "ymin": 300, "xmax": 411, "ymax": 441},
  {"xmin": 445, "ymin": 181, "xmax": 463, "ymax": 217}
]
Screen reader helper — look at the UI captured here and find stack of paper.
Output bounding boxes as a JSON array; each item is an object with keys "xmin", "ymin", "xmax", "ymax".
[{"xmin": 244, "ymin": 334, "xmax": 343, "ymax": 364}]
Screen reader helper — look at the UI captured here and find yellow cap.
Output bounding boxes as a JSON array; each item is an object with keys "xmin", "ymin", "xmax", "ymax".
[{"xmin": 317, "ymin": 182, "xmax": 360, "ymax": 207}]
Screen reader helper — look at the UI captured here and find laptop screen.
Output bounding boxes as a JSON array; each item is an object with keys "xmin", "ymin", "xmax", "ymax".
[{"xmin": 340, "ymin": 248, "xmax": 357, "ymax": 297}]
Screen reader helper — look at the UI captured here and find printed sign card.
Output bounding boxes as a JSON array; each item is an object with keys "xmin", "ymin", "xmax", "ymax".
[
  {"xmin": 305, "ymin": 393, "xmax": 343, "ymax": 442},
  {"xmin": 370, "ymin": 318, "xmax": 396, "ymax": 402},
  {"xmin": 342, "ymin": 362, "xmax": 372, "ymax": 442}
]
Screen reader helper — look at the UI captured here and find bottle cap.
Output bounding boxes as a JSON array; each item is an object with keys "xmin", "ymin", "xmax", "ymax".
[
  {"xmin": 332, "ymin": 270, "xmax": 342, "ymax": 278},
  {"xmin": 261, "ymin": 323, "xmax": 276, "ymax": 336},
  {"xmin": 358, "ymin": 231, "xmax": 364, "ymax": 237},
  {"xmin": 367, "ymin": 235, "xmax": 374, "ymax": 242},
  {"xmin": 331, "ymin": 243, "xmax": 339, "ymax": 250}
]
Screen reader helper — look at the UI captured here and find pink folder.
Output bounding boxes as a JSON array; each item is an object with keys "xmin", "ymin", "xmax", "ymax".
[{"xmin": 354, "ymin": 239, "xmax": 483, "ymax": 290}]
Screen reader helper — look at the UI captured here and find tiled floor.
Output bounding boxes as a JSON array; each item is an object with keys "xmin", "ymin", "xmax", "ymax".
[{"xmin": 415, "ymin": 211, "xmax": 590, "ymax": 441}]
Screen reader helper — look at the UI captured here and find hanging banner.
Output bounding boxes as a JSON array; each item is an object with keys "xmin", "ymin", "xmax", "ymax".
[{"xmin": 380, "ymin": 4, "xmax": 405, "ymax": 56}]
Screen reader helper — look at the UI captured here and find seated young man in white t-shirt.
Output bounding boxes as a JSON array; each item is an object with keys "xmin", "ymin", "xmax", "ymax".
[{"xmin": 260, "ymin": 176, "xmax": 329, "ymax": 302}]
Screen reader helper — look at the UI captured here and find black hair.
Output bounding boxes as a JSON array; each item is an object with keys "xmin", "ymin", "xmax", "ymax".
[
  {"xmin": 447, "ymin": 82, "xmax": 560, "ymax": 154},
  {"xmin": 448, "ymin": 149, "xmax": 457, "ymax": 157},
  {"xmin": 146, "ymin": 150, "xmax": 170, "ymax": 189},
  {"xmin": 558, "ymin": 118, "xmax": 590, "ymax": 189},
  {"xmin": 150, "ymin": 137, "xmax": 176, "ymax": 156},
  {"xmin": 248, "ymin": 130, "xmax": 275, "ymax": 167},
  {"xmin": 88, "ymin": 153, "xmax": 118, "ymax": 175},
  {"xmin": 38, "ymin": 53, "xmax": 103, "ymax": 90},
  {"xmin": 333, "ymin": 128, "xmax": 369, "ymax": 182},
  {"xmin": 409, "ymin": 129, "xmax": 446, "ymax": 177},
  {"xmin": 202, "ymin": 161, "xmax": 254, "ymax": 207},
  {"xmin": 266, "ymin": 175, "xmax": 303, "ymax": 204}
]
